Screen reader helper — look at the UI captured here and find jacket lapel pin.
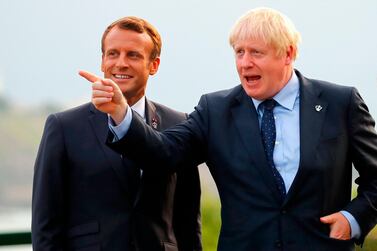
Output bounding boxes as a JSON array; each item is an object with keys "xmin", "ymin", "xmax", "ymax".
[
  {"xmin": 315, "ymin": 105, "xmax": 322, "ymax": 112},
  {"xmin": 151, "ymin": 117, "xmax": 158, "ymax": 129}
]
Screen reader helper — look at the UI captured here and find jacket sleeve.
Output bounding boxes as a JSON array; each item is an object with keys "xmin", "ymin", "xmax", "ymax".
[
  {"xmin": 108, "ymin": 95, "xmax": 210, "ymax": 172},
  {"xmin": 173, "ymin": 162, "xmax": 202, "ymax": 251},
  {"xmin": 32, "ymin": 114, "xmax": 67, "ymax": 251},
  {"xmin": 344, "ymin": 88, "xmax": 377, "ymax": 243}
]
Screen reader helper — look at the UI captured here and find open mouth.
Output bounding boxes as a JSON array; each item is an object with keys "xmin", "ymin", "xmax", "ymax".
[
  {"xmin": 113, "ymin": 74, "xmax": 132, "ymax": 79},
  {"xmin": 245, "ymin": 75, "xmax": 261, "ymax": 83}
]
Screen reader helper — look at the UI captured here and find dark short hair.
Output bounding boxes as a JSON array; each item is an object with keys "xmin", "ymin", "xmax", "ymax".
[{"xmin": 101, "ymin": 16, "xmax": 162, "ymax": 60}]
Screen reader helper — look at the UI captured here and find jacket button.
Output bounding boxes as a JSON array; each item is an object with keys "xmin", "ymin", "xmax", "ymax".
[{"xmin": 275, "ymin": 240, "xmax": 282, "ymax": 248}]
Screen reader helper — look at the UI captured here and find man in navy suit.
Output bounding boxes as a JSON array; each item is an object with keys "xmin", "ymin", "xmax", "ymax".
[
  {"xmin": 84, "ymin": 8, "xmax": 377, "ymax": 251},
  {"xmin": 32, "ymin": 16, "xmax": 202, "ymax": 251}
]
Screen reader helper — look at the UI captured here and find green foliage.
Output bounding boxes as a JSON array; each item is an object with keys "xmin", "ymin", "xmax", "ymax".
[
  {"xmin": 201, "ymin": 195, "xmax": 220, "ymax": 250},
  {"xmin": 356, "ymin": 225, "xmax": 377, "ymax": 251},
  {"xmin": 356, "ymin": 240, "xmax": 377, "ymax": 251}
]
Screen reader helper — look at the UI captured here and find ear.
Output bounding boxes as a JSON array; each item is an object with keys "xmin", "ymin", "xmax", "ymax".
[
  {"xmin": 285, "ymin": 45, "xmax": 295, "ymax": 65},
  {"xmin": 149, "ymin": 57, "xmax": 160, "ymax": 75}
]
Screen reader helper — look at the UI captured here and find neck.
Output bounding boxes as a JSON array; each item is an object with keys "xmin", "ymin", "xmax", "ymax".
[
  {"xmin": 283, "ymin": 65, "xmax": 294, "ymax": 85},
  {"xmin": 276, "ymin": 66, "xmax": 294, "ymax": 95},
  {"xmin": 126, "ymin": 94, "xmax": 144, "ymax": 107}
]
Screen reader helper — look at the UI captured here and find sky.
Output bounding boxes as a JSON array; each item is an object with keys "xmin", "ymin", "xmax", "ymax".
[{"xmin": 0, "ymin": 0, "xmax": 376, "ymax": 116}]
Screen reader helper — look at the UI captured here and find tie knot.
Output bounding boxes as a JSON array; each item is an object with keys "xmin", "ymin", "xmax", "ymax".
[{"xmin": 262, "ymin": 99, "xmax": 276, "ymax": 111}]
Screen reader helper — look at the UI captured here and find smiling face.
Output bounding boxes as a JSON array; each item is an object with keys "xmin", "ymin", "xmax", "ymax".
[
  {"xmin": 234, "ymin": 38, "xmax": 294, "ymax": 100},
  {"xmin": 101, "ymin": 27, "xmax": 160, "ymax": 106}
]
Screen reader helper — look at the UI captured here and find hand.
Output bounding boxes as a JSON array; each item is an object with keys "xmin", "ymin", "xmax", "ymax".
[
  {"xmin": 79, "ymin": 70, "xmax": 128, "ymax": 124},
  {"xmin": 320, "ymin": 212, "xmax": 351, "ymax": 240}
]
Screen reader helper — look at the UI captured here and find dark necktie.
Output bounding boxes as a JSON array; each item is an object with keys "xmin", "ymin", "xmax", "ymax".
[{"xmin": 260, "ymin": 99, "xmax": 286, "ymax": 199}]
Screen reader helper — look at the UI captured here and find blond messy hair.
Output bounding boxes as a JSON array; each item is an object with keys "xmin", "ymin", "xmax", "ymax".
[{"xmin": 229, "ymin": 7, "xmax": 301, "ymax": 60}]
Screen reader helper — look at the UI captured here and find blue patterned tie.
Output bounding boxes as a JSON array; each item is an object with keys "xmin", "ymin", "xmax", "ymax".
[{"xmin": 261, "ymin": 99, "xmax": 286, "ymax": 199}]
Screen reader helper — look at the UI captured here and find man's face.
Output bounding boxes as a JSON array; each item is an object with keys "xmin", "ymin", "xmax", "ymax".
[
  {"xmin": 101, "ymin": 27, "xmax": 159, "ymax": 106},
  {"xmin": 234, "ymin": 38, "xmax": 293, "ymax": 100}
]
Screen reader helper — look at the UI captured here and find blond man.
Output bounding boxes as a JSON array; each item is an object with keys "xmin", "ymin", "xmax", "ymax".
[{"xmin": 86, "ymin": 8, "xmax": 377, "ymax": 251}]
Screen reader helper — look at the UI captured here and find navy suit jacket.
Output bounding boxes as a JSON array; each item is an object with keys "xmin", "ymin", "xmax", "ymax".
[
  {"xmin": 109, "ymin": 70, "xmax": 377, "ymax": 251},
  {"xmin": 32, "ymin": 99, "xmax": 202, "ymax": 251}
]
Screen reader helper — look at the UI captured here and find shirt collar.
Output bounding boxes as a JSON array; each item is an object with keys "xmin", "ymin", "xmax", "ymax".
[
  {"xmin": 252, "ymin": 70, "xmax": 299, "ymax": 111},
  {"xmin": 130, "ymin": 96, "xmax": 146, "ymax": 119}
]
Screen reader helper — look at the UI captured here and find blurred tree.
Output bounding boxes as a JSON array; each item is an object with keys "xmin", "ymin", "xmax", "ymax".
[{"xmin": 0, "ymin": 95, "xmax": 10, "ymax": 112}]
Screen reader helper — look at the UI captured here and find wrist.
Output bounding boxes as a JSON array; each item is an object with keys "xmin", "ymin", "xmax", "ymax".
[{"xmin": 110, "ymin": 103, "xmax": 128, "ymax": 125}]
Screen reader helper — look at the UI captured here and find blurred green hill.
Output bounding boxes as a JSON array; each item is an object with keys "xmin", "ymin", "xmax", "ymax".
[{"xmin": 0, "ymin": 96, "xmax": 59, "ymax": 208}]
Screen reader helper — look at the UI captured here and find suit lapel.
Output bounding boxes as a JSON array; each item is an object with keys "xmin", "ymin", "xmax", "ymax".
[
  {"xmin": 88, "ymin": 104, "xmax": 130, "ymax": 195},
  {"xmin": 145, "ymin": 98, "xmax": 161, "ymax": 130},
  {"xmin": 231, "ymin": 88, "xmax": 283, "ymax": 201},
  {"xmin": 131, "ymin": 98, "xmax": 160, "ymax": 206},
  {"xmin": 284, "ymin": 71, "xmax": 328, "ymax": 204}
]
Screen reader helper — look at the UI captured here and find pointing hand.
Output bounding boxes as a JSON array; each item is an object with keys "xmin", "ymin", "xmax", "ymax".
[{"xmin": 79, "ymin": 70, "xmax": 128, "ymax": 125}]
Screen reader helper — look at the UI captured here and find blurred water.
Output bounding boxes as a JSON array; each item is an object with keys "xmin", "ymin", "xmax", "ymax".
[
  {"xmin": 0, "ymin": 207, "xmax": 30, "ymax": 232},
  {"xmin": 0, "ymin": 207, "xmax": 31, "ymax": 250},
  {"xmin": 0, "ymin": 245, "xmax": 31, "ymax": 251}
]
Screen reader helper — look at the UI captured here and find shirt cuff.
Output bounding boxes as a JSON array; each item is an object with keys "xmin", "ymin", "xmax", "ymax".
[
  {"xmin": 340, "ymin": 210, "xmax": 361, "ymax": 239},
  {"xmin": 108, "ymin": 106, "xmax": 133, "ymax": 142}
]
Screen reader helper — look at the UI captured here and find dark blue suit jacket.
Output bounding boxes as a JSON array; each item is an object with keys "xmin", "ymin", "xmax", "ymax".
[
  {"xmin": 32, "ymin": 99, "xmax": 202, "ymax": 251},
  {"xmin": 109, "ymin": 70, "xmax": 377, "ymax": 251}
]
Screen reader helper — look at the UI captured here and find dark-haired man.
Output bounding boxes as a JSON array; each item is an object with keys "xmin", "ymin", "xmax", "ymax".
[{"xmin": 32, "ymin": 16, "xmax": 202, "ymax": 251}]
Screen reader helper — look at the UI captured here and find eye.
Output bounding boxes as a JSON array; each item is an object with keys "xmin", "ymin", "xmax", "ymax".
[
  {"xmin": 128, "ymin": 51, "xmax": 142, "ymax": 59},
  {"xmin": 251, "ymin": 50, "xmax": 263, "ymax": 56},
  {"xmin": 235, "ymin": 49, "xmax": 245, "ymax": 56},
  {"xmin": 106, "ymin": 50, "xmax": 118, "ymax": 58}
]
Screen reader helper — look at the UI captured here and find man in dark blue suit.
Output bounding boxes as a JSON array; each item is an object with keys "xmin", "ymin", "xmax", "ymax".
[
  {"xmin": 32, "ymin": 17, "xmax": 201, "ymax": 251},
  {"xmin": 84, "ymin": 8, "xmax": 377, "ymax": 251}
]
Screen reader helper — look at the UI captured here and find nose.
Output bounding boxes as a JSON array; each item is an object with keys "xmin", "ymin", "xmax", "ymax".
[
  {"xmin": 115, "ymin": 53, "xmax": 129, "ymax": 68},
  {"xmin": 239, "ymin": 53, "xmax": 254, "ymax": 69}
]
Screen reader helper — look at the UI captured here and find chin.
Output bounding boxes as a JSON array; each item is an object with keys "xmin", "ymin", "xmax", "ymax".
[{"xmin": 242, "ymin": 86, "xmax": 257, "ymax": 98}]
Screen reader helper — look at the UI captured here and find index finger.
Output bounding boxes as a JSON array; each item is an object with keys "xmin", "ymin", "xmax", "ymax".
[{"xmin": 78, "ymin": 70, "xmax": 102, "ymax": 83}]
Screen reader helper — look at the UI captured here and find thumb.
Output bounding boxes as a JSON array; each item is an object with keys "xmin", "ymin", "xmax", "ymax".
[
  {"xmin": 101, "ymin": 78, "xmax": 126, "ymax": 104},
  {"xmin": 101, "ymin": 78, "xmax": 121, "ymax": 92},
  {"xmin": 320, "ymin": 214, "xmax": 336, "ymax": 224}
]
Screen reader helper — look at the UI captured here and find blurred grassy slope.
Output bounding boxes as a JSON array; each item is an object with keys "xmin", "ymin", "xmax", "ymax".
[{"xmin": 0, "ymin": 101, "xmax": 52, "ymax": 208}]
